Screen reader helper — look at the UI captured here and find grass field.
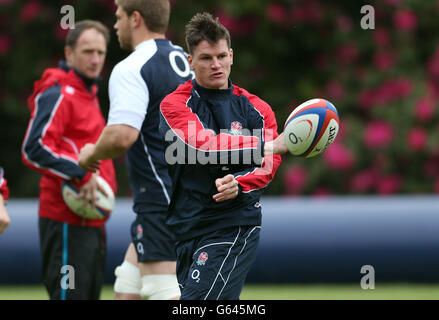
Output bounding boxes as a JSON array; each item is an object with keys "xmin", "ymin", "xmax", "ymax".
[{"xmin": 0, "ymin": 283, "xmax": 438, "ymax": 300}]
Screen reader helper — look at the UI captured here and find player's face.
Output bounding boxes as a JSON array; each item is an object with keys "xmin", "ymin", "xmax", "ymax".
[
  {"xmin": 188, "ymin": 39, "xmax": 233, "ymax": 90},
  {"xmin": 65, "ymin": 28, "xmax": 107, "ymax": 79},
  {"xmin": 114, "ymin": 6, "xmax": 133, "ymax": 50}
]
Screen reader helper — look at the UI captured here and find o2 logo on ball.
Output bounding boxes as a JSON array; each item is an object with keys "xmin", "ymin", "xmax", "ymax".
[{"xmin": 288, "ymin": 132, "xmax": 302, "ymax": 145}]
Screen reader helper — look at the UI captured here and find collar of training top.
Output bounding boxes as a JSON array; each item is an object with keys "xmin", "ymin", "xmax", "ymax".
[
  {"xmin": 58, "ymin": 60, "xmax": 101, "ymax": 89},
  {"xmin": 192, "ymin": 78, "xmax": 234, "ymax": 99}
]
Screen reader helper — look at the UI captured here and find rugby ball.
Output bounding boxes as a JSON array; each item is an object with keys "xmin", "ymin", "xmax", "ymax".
[
  {"xmin": 284, "ymin": 98, "xmax": 339, "ymax": 158},
  {"xmin": 62, "ymin": 176, "xmax": 115, "ymax": 220}
]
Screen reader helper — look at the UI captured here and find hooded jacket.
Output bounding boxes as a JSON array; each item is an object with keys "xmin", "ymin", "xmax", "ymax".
[{"xmin": 22, "ymin": 62, "xmax": 117, "ymax": 227}]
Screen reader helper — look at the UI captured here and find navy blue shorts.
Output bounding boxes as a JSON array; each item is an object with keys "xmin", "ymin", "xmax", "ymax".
[
  {"xmin": 176, "ymin": 226, "xmax": 261, "ymax": 300},
  {"xmin": 130, "ymin": 213, "xmax": 177, "ymax": 262}
]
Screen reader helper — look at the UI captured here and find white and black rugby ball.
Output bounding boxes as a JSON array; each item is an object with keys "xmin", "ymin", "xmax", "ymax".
[
  {"xmin": 284, "ymin": 98, "xmax": 340, "ymax": 158},
  {"xmin": 62, "ymin": 176, "xmax": 114, "ymax": 220}
]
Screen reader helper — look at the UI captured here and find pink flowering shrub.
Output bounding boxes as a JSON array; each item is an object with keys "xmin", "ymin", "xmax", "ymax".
[
  {"xmin": 364, "ymin": 122, "xmax": 394, "ymax": 149},
  {"xmin": 2, "ymin": 0, "xmax": 439, "ymax": 196},
  {"xmin": 284, "ymin": 165, "xmax": 308, "ymax": 195}
]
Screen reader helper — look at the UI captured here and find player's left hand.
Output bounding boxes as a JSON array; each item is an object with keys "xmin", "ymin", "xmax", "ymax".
[
  {"xmin": 213, "ymin": 174, "xmax": 239, "ymax": 202},
  {"xmin": 79, "ymin": 143, "xmax": 101, "ymax": 172}
]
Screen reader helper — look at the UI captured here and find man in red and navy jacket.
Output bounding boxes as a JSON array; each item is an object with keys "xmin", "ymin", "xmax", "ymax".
[
  {"xmin": 21, "ymin": 20, "xmax": 116, "ymax": 300},
  {"xmin": 159, "ymin": 13, "xmax": 287, "ymax": 300}
]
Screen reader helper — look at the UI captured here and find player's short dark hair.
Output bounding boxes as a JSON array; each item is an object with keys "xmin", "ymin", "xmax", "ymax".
[
  {"xmin": 66, "ymin": 20, "xmax": 110, "ymax": 48},
  {"xmin": 115, "ymin": 0, "xmax": 170, "ymax": 34},
  {"xmin": 185, "ymin": 12, "xmax": 231, "ymax": 55}
]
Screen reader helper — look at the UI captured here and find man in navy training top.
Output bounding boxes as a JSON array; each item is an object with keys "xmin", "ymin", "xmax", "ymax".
[
  {"xmin": 159, "ymin": 12, "xmax": 288, "ymax": 300},
  {"xmin": 79, "ymin": 0, "xmax": 193, "ymax": 300}
]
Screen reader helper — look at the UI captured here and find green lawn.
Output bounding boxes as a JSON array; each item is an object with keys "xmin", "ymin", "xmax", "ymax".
[{"xmin": 0, "ymin": 283, "xmax": 438, "ymax": 300}]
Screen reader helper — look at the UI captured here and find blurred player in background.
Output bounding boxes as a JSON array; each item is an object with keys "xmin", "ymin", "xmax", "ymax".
[
  {"xmin": 0, "ymin": 167, "xmax": 11, "ymax": 234},
  {"xmin": 78, "ymin": 0, "xmax": 193, "ymax": 300},
  {"xmin": 159, "ymin": 12, "xmax": 287, "ymax": 299},
  {"xmin": 21, "ymin": 20, "xmax": 117, "ymax": 300}
]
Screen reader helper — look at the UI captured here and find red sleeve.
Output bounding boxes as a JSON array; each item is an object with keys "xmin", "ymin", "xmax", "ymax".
[
  {"xmin": 21, "ymin": 87, "xmax": 88, "ymax": 182},
  {"xmin": 160, "ymin": 82, "xmax": 264, "ymax": 165},
  {"xmin": 233, "ymin": 88, "xmax": 282, "ymax": 193},
  {"xmin": 0, "ymin": 168, "xmax": 9, "ymax": 201}
]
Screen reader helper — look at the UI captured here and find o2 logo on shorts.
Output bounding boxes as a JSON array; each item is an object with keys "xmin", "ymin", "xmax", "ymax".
[
  {"xmin": 136, "ymin": 242, "xmax": 144, "ymax": 256},
  {"xmin": 169, "ymin": 51, "xmax": 194, "ymax": 79}
]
